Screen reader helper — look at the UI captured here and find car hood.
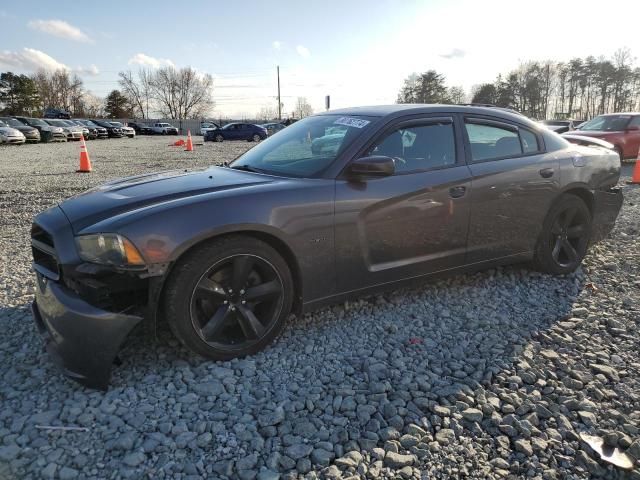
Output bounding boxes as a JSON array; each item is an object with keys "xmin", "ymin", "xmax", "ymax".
[
  {"xmin": 570, "ymin": 130, "xmax": 620, "ymax": 137},
  {"xmin": 8, "ymin": 125, "xmax": 38, "ymax": 134},
  {"xmin": 59, "ymin": 166, "xmax": 274, "ymax": 232},
  {"xmin": 0, "ymin": 126, "xmax": 23, "ymax": 136}
]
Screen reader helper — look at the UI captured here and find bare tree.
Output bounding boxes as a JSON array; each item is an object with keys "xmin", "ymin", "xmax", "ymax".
[
  {"xmin": 258, "ymin": 104, "xmax": 277, "ymax": 121},
  {"xmin": 148, "ymin": 66, "xmax": 214, "ymax": 119},
  {"xmin": 448, "ymin": 86, "xmax": 466, "ymax": 104},
  {"xmin": 32, "ymin": 69, "xmax": 83, "ymax": 113},
  {"xmin": 294, "ymin": 97, "xmax": 313, "ymax": 118},
  {"xmin": 119, "ymin": 69, "xmax": 152, "ymax": 118}
]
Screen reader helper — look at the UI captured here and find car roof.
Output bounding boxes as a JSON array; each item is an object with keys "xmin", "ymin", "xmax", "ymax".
[
  {"xmin": 319, "ymin": 104, "xmax": 535, "ymax": 126},
  {"xmin": 597, "ymin": 112, "xmax": 640, "ymax": 116}
]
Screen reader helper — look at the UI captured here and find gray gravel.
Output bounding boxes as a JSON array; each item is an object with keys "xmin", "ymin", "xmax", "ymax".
[{"xmin": 1, "ymin": 137, "xmax": 639, "ymax": 479}]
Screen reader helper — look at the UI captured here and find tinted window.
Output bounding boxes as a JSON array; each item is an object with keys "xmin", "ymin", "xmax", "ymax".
[
  {"xmin": 367, "ymin": 122, "xmax": 456, "ymax": 173},
  {"xmin": 465, "ymin": 123, "xmax": 521, "ymax": 161},
  {"xmin": 579, "ymin": 115, "xmax": 631, "ymax": 131},
  {"xmin": 629, "ymin": 116, "xmax": 640, "ymax": 127},
  {"xmin": 520, "ymin": 129, "xmax": 539, "ymax": 153}
]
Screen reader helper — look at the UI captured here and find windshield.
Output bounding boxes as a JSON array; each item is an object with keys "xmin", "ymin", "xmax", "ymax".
[
  {"xmin": 0, "ymin": 117, "xmax": 23, "ymax": 127},
  {"xmin": 230, "ymin": 114, "xmax": 375, "ymax": 177},
  {"xmin": 542, "ymin": 120, "xmax": 568, "ymax": 126},
  {"xmin": 110, "ymin": 122, "xmax": 123, "ymax": 126},
  {"xmin": 0, "ymin": 120, "xmax": 7, "ymax": 127},
  {"xmin": 26, "ymin": 118, "xmax": 47, "ymax": 127},
  {"xmin": 46, "ymin": 119, "xmax": 65, "ymax": 126},
  {"xmin": 578, "ymin": 115, "xmax": 631, "ymax": 131}
]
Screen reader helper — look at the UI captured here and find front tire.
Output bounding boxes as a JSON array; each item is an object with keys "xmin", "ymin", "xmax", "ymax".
[
  {"xmin": 533, "ymin": 194, "xmax": 592, "ymax": 275},
  {"xmin": 215, "ymin": 134, "xmax": 224, "ymax": 142},
  {"xmin": 163, "ymin": 236, "xmax": 293, "ymax": 360},
  {"xmin": 251, "ymin": 134, "xmax": 261, "ymax": 142}
]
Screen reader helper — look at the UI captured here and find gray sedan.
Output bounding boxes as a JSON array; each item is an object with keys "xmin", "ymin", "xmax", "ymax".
[{"xmin": 30, "ymin": 104, "xmax": 622, "ymax": 389}]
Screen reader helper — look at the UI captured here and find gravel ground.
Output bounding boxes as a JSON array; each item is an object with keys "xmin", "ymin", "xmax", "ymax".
[{"xmin": 0, "ymin": 136, "xmax": 639, "ymax": 480}]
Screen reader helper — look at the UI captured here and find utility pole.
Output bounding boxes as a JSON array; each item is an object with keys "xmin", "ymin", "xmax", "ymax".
[{"xmin": 277, "ymin": 65, "xmax": 281, "ymax": 120}]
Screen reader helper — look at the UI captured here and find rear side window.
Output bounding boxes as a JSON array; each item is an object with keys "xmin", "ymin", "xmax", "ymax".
[
  {"xmin": 520, "ymin": 128, "xmax": 539, "ymax": 153},
  {"xmin": 465, "ymin": 123, "xmax": 520, "ymax": 161},
  {"xmin": 465, "ymin": 121, "xmax": 542, "ymax": 161},
  {"xmin": 629, "ymin": 116, "xmax": 640, "ymax": 127}
]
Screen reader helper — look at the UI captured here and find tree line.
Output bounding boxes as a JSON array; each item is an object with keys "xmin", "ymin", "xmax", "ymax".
[
  {"xmin": 397, "ymin": 48, "xmax": 640, "ymax": 120},
  {"xmin": 0, "ymin": 66, "xmax": 214, "ymax": 119}
]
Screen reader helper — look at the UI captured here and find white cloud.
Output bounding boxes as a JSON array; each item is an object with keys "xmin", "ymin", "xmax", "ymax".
[
  {"xmin": 28, "ymin": 19, "xmax": 92, "ymax": 43},
  {"xmin": 272, "ymin": 40, "xmax": 282, "ymax": 50},
  {"xmin": 439, "ymin": 48, "xmax": 466, "ymax": 60},
  {"xmin": 0, "ymin": 47, "xmax": 69, "ymax": 72},
  {"xmin": 296, "ymin": 45, "xmax": 310, "ymax": 58},
  {"xmin": 75, "ymin": 64, "xmax": 100, "ymax": 76},
  {"xmin": 128, "ymin": 53, "xmax": 175, "ymax": 69}
]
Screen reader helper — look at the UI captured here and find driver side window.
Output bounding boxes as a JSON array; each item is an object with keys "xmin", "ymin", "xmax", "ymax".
[{"xmin": 367, "ymin": 121, "xmax": 456, "ymax": 173}]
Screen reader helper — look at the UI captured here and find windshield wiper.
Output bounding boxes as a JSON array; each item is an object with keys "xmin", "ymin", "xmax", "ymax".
[{"xmin": 229, "ymin": 164, "xmax": 264, "ymax": 173}]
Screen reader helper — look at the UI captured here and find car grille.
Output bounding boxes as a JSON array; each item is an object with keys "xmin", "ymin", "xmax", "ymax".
[{"xmin": 31, "ymin": 224, "xmax": 60, "ymax": 279}]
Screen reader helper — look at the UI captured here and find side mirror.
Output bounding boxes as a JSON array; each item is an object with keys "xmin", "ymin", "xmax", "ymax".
[
  {"xmin": 626, "ymin": 125, "xmax": 640, "ymax": 132},
  {"xmin": 348, "ymin": 156, "xmax": 395, "ymax": 178}
]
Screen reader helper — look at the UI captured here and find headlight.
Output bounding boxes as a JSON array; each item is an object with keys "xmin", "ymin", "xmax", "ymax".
[{"xmin": 75, "ymin": 234, "xmax": 145, "ymax": 266}]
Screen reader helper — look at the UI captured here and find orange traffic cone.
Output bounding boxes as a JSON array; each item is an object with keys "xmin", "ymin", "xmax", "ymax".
[
  {"xmin": 76, "ymin": 136, "xmax": 92, "ymax": 173},
  {"xmin": 169, "ymin": 139, "xmax": 185, "ymax": 147},
  {"xmin": 629, "ymin": 147, "xmax": 640, "ymax": 184},
  {"xmin": 185, "ymin": 130, "xmax": 194, "ymax": 152}
]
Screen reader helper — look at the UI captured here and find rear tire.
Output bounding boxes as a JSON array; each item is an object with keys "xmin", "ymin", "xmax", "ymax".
[
  {"xmin": 163, "ymin": 236, "xmax": 293, "ymax": 360},
  {"xmin": 533, "ymin": 194, "xmax": 592, "ymax": 275}
]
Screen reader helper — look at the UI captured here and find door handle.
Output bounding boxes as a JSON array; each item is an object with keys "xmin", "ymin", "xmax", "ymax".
[
  {"xmin": 539, "ymin": 168, "xmax": 554, "ymax": 178},
  {"xmin": 449, "ymin": 186, "xmax": 466, "ymax": 198}
]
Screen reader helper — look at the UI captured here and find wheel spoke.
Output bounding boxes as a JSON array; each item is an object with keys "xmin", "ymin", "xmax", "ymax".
[
  {"xmin": 231, "ymin": 256, "xmax": 254, "ymax": 292},
  {"xmin": 561, "ymin": 239, "xmax": 578, "ymax": 263},
  {"xmin": 551, "ymin": 237, "xmax": 562, "ymax": 261},
  {"xmin": 201, "ymin": 305, "xmax": 232, "ymax": 340},
  {"xmin": 245, "ymin": 279, "xmax": 282, "ymax": 302},
  {"xmin": 236, "ymin": 305, "xmax": 266, "ymax": 339},
  {"xmin": 196, "ymin": 278, "xmax": 227, "ymax": 302}
]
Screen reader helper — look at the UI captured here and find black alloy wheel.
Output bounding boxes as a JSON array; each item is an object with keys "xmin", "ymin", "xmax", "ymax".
[
  {"xmin": 190, "ymin": 254, "xmax": 284, "ymax": 350},
  {"xmin": 215, "ymin": 134, "xmax": 224, "ymax": 142},
  {"xmin": 164, "ymin": 236, "xmax": 293, "ymax": 360},
  {"xmin": 534, "ymin": 194, "xmax": 591, "ymax": 274}
]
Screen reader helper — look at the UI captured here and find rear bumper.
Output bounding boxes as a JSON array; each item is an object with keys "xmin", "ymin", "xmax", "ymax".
[
  {"xmin": 591, "ymin": 187, "xmax": 623, "ymax": 243},
  {"xmin": 32, "ymin": 272, "xmax": 142, "ymax": 390}
]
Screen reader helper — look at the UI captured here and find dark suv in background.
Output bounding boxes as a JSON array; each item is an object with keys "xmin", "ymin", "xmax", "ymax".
[{"xmin": 44, "ymin": 108, "xmax": 71, "ymax": 119}]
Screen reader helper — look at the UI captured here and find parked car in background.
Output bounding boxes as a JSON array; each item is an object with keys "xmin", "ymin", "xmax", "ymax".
[
  {"xmin": 74, "ymin": 119, "xmax": 108, "ymax": 139},
  {"xmin": 0, "ymin": 121, "xmax": 26, "ymax": 144},
  {"xmin": 127, "ymin": 122, "xmax": 153, "ymax": 135},
  {"xmin": 569, "ymin": 113, "xmax": 640, "ymax": 159},
  {"xmin": 0, "ymin": 117, "xmax": 40, "ymax": 143},
  {"xmin": 29, "ymin": 105, "xmax": 623, "ymax": 389},
  {"xmin": 109, "ymin": 122, "xmax": 135, "ymax": 138},
  {"xmin": 44, "ymin": 108, "xmax": 71, "ymax": 119},
  {"xmin": 62, "ymin": 120, "xmax": 90, "ymax": 139},
  {"xmin": 14, "ymin": 117, "xmax": 66, "ymax": 142},
  {"xmin": 45, "ymin": 119, "xmax": 83, "ymax": 141},
  {"xmin": 540, "ymin": 119, "xmax": 582, "ymax": 134},
  {"xmin": 204, "ymin": 123, "xmax": 267, "ymax": 142},
  {"xmin": 260, "ymin": 122, "xmax": 287, "ymax": 136},
  {"xmin": 200, "ymin": 121, "xmax": 220, "ymax": 136},
  {"xmin": 91, "ymin": 119, "xmax": 124, "ymax": 138},
  {"xmin": 68, "ymin": 120, "xmax": 96, "ymax": 139},
  {"xmin": 150, "ymin": 122, "xmax": 179, "ymax": 135}
]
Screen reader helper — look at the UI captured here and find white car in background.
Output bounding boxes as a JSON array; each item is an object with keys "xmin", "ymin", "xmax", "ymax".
[
  {"xmin": 110, "ymin": 122, "xmax": 136, "ymax": 138},
  {"xmin": 200, "ymin": 121, "xmax": 220, "ymax": 136},
  {"xmin": 0, "ymin": 122, "xmax": 26, "ymax": 144}
]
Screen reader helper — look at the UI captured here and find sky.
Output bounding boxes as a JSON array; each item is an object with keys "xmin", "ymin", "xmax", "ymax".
[{"xmin": 1, "ymin": 0, "xmax": 639, "ymax": 118}]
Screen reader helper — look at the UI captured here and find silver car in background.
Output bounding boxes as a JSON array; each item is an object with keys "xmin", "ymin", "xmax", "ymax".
[
  {"xmin": 45, "ymin": 119, "xmax": 84, "ymax": 140},
  {"xmin": 0, "ymin": 121, "xmax": 26, "ymax": 144}
]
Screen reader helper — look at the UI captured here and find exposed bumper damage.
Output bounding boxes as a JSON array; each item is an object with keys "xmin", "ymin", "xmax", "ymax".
[{"xmin": 33, "ymin": 273, "xmax": 142, "ymax": 390}]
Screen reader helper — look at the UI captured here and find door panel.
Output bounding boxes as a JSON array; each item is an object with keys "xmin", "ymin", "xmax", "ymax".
[
  {"xmin": 466, "ymin": 154, "xmax": 560, "ymax": 263},
  {"xmin": 335, "ymin": 166, "xmax": 472, "ymax": 293}
]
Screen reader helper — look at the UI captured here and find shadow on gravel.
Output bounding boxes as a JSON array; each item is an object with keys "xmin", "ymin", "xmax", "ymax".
[{"xmin": 0, "ymin": 265, "xmax": 586, "ymax": 478}]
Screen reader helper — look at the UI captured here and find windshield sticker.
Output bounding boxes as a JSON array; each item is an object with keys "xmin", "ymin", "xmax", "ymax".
[{"xmin": 334, "ymin": 117, "xmax": 370, "ymax": 129}]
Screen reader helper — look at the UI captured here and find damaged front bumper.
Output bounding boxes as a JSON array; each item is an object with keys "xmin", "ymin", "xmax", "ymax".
[{"xmin": 33, "ymin": 272, "xmax": 142, "ymax": 390}]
